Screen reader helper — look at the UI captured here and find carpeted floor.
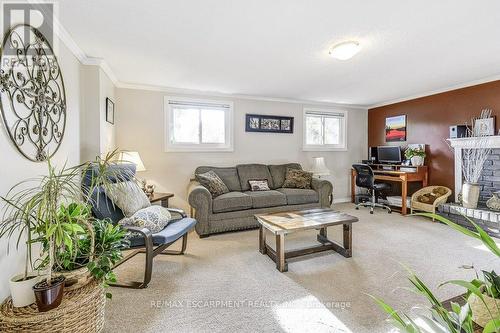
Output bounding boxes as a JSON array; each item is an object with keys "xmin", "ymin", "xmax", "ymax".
[{"xmin": 104, "ymin": 203, "xmax": 499, "ymax": 333}]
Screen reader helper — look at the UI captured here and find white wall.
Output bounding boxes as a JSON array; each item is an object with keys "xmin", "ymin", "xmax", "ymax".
[
  {"xmin": 0, "ymin": 41, "xmax": 82, "ymax": 299},
  {"xmin": 99, "ymin": 69, "xmax": 116, "ymax": 155},
  {"xmin": 115, "ymin": 88, "xmax": 368, "ymax": 211}
]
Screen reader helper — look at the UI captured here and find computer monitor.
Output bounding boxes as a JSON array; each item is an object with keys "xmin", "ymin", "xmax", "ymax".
[{"xmin": 377, "ymin": 146, "xmax": 401, "ymax": 164}]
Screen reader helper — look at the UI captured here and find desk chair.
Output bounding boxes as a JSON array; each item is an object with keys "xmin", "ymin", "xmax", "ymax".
[{"xmin": 352, "ymin": 164, "xmax": 392, "ymax": 214}]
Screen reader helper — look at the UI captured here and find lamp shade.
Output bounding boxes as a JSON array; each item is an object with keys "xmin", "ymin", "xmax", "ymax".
[
  {"xmin": 310, "ymin": 157, "xmax": 330, "ymax": 176},
  {"xmin": 118, "ymin": 151, "xmax": 146, "ymax": 172}
]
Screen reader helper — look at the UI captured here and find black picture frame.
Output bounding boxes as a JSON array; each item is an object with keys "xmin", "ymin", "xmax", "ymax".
[
  {"xmin": 106, "ymin": 98, "xmax": 114, "ymax": 124},
  {"xmin": 245, "ymin": 114, "xmax": 294, "ymax": 133}
]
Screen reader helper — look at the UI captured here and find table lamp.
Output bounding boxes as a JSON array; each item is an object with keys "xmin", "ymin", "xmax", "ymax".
[
  {"xmin": 310, "ymin": 157, "xmax": 330, "ymax": 178},
  {"xmin": 118, "ymin": 151, "xmax": 154, "ymax": 196}
]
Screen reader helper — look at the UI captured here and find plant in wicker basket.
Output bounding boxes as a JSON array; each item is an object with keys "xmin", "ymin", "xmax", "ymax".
[{"xmin": 0, "ymin": 150, "xmax": 131, "ymax": 311}]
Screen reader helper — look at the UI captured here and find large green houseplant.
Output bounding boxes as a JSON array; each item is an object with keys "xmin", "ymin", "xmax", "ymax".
[
  {"xmin": 371, "ymin": 213, "xmax": 500, "ymax": 333},
  {"xmin": 1, "ymin": 150, "xmax": 130, "ymax": 310}
]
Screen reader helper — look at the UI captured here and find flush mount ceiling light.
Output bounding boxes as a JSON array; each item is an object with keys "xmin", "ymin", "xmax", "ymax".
[{"xmin": 329, "ymin": 41, "xmax": 361, "ymax": 60}]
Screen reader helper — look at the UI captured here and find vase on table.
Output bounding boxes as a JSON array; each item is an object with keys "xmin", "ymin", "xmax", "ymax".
[
  {"xmin": 462, "ymin": 182, "xmax": 480, "ymax": 208},
  {"xmin": 410, "ymin": 156, "xmax": 424, "ymax": 166}
]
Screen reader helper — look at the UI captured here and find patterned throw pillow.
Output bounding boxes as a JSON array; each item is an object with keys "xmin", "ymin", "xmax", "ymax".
[
  {"xmin": 248, "ymin": 179, "xmax": 270, "ymax": 191},
  {"xmin": 104, "ymin": 181, "xmax": 151, "ymax": 217},
  {"xmin": 119, "ymin": 205, "xmax": 172, "ymax": 233},
  {"xmin": 282, "ymin": 168, "xmax": 313, "ymax": 189},
  {"xmin": 195, "ymin": 170, "xmax": 229, "ymax": 198}
]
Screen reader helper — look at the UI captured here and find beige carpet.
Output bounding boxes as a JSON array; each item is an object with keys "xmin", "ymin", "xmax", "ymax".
[{"xmin": 104, "ymin": 203, "xmax": 499, "ymax": 333}]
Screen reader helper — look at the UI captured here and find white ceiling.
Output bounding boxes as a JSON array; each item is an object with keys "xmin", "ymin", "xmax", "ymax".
[{"xmin": 58, "ymin": 0, "xmax": 500, "ymax": 107}]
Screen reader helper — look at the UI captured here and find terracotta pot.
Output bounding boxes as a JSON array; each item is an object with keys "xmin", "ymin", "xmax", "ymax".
[
  {"xmin": 469, "ymin": 291, "xmax": 500, "ymax": 327},
  {"xmin": 33, "ymin": 276, "xmax": 65, "ymax": 312},
  {"xmin": 462, "ymin": 182, "xmax": 480, "ymax": 208},
  {"xmin": 9, "ymin": 273, "xmax": 42, "ymax": 307}
]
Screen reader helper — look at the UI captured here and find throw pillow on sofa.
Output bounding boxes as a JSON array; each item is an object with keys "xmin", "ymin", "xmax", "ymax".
[
  {"xmin": 196, "ymin": 170, "xmax": 229, "ymax": 197},
  {"xmin": 119, "ymin": 205, "xmax": 172, "ymax": 233},
  {"xmin": 248, "ymin": 179, "xmax": 270, "ymax": 191},
  {"xmin": 282, "ymin": 168, "xmax": 312, "ymax": 189},
  {"xmin": 104, "ymin": 180, "xmax": 151, "ymax": 217}
]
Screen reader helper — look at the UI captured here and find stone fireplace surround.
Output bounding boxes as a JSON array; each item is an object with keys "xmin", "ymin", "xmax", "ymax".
[{"xmin": 439, "ymin": 136, "xmax": 500, "ymax": 236}]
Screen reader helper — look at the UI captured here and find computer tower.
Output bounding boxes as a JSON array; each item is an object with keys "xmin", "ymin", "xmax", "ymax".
[
  {"xmin": 368, "ymin": 147, "xmax": 378, "ymax": 163},
  {"xmin": 449, "ymin": 125, "xmax": 469, "ymax": 138}
]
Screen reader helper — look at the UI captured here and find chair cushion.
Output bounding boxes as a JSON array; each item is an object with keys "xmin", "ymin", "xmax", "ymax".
[
  {"xmin": 195, "ymin": 166, "xmax": 241, "ymax": 192},
  {"xmin": 104, "ymin": 181, "xmax": 151, "ymax": 217},
  {"xmin": 129, "ymin": 218, "xmax": 197, "ymax": 247},
  {"xmin": 268, "ymin": 163, "xmax": 302, "ymax": 189},
  {"xmin": 236, "ymin": 164, "xmax": 274, "ymax": 191},
  {"xmin": 276, "ymin": 188, "xmax": 319, "ymax": 205},
  {"xmin": 212, "ymin": 192, "xmax": 252, "ymax": 213},
  {"xmin": 244, "ymin": 190, "xmax": 287, "ymax": 208},
  {"xmin": 195, "ymin": 171, "xmax": 229, "ymax": 198},
  {"xmin": 119, "ymin": 206, "xmax": 172, "ymax": 233}
]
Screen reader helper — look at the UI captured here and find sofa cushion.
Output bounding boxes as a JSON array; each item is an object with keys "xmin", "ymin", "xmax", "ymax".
[
  {"xmin": 276, "ymin": 188, "xmax": 319, "ymax": 205},
  {"xmin": 212, "ymin": 192, "xmax": 252, "ymax": 213},
  {"xmin": 236, "ymin": 164, "xmax": 274, "ymax": 191},
  {"xmin": 268, "ymin": 163, "xmax": 302, "ymax": 189},
  {"xmin": 195, "ymin": 166, "xmax": 242, "ymax": 192},
  {"xmin": 244, "ymin": 190, "xmax": 287, "ymax": 208}
]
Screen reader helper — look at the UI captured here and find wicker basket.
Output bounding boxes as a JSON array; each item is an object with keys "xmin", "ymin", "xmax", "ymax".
[
  {"xmin": 410, "ymin": 186, "xmax": 452, "ymax": 219},
  {"xmin": 0, "ymin": 279, "xmax": 105, "ymax": 333}
]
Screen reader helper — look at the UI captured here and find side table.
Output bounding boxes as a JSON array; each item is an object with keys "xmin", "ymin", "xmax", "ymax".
[{"xmin": 148, "ymin": 192, "xmax": 174, "ymax": 207}]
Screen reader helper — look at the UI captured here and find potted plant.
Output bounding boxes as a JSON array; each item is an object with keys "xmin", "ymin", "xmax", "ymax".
[
  {"xmin": 404, "ymin": 147, "xmax": 426, "ymax": 166},
  {"xmin": 371, "ymin": 213, "xmax": 500, "ymax": 332},
  {"xmin": 1, "ymin": 150, "xmax": 130, "ymax": 310}
]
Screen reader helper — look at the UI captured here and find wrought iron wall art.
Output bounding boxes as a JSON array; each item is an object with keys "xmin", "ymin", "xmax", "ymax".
[{"xmin": 0, "ymin": 24, "xmax": 66, "ymax": 161}]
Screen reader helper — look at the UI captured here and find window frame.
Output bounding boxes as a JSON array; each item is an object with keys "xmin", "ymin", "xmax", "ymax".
[
  {"xmin": 164, "ymin": 96, "xmax": 234, "ymax": 152},
  {"xmin": 302, "ymin": 108, "xmax": 348, "ymax": 151}
]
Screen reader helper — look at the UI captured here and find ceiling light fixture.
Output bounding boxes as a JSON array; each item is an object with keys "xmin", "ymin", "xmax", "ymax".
[{"xmin": 329, "ymin": 41, "xmax": 361, "ymax": 60}]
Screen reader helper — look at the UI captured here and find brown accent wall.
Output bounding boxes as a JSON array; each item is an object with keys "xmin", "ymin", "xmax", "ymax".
[{"xmin": 368, "ymin": 80, "xmax": 500, "ymax": 193}]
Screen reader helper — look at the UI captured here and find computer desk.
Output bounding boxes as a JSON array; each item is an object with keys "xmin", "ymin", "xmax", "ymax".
[{"xmin": 351, "ymin": 164, "xmax": 428, "ymax": 215}]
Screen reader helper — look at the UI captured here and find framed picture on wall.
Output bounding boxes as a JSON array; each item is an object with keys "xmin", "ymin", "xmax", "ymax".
[
  {"xmin": 106, "ymin": 98, "xmax": 114, "ymax": 124},
  {"xmin": 245, "ymin": 114, "xmax": 294, "ymax": 133},
  {"xmin": 385, "ymin": 115, "xmax": 406, "ymax": 142}
]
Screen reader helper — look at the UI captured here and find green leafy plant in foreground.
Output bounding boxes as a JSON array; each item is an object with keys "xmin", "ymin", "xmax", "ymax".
[{"xmin": 370, "ymin": 213, "xmax": 500, "ymax": 332}]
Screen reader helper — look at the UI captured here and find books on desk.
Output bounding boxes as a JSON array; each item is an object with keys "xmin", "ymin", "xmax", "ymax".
[
  {"xmin": 400, "ymin": 167, "xmax": 417, "ymax": 173},
  {"xmin": 384, "ymin": 196, "xmax": 411, "ymax": 207}
]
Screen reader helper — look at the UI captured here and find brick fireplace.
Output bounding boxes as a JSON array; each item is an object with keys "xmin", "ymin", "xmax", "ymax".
[{"xmin": 438, "ymin": 137, "xmax": 500, "ymax": 236}]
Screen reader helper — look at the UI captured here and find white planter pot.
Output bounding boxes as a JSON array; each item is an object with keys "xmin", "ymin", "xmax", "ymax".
[
  {"xmin": 462, "ymin": 182, "xmax": 480, "ymax": 208},
  {"xmin": 410, "ymin": 156, "xmax": 424, "ymax": 166},
  {"xmin": 9, "ymin": 273, "xmax": 42, "ymax": 307},
  {"xmin": 469, "ymin": 292, "xmax": 500, "ymax": 328}
]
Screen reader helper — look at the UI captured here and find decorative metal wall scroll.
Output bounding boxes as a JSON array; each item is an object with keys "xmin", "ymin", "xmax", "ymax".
[{"xmin": 0, "ymin": 24, "xmax": 66, "ymax": 161}]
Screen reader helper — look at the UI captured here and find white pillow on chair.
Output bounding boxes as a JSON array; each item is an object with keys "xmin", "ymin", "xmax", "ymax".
[{"xmin": 104, "ymin": 180, "xmax": 150, "ymax": 217}]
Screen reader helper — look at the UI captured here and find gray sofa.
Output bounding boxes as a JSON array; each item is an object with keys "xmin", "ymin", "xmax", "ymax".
[{"xmin": 188, "ymin": 163, "xmax": 333, "ymax": 237}]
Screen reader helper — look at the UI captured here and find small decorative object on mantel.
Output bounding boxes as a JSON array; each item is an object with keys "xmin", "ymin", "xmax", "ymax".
[
  {"xmin": 486, "ymin": 191, "xmax": 500, "ymax": 211},
  {"xmin": 106, "ymin": 97, "xmax": 115, "ymax": 124},
  {"xmin": 0, "ymin": 24, "xmax": 66, "ymax": 162},
  {"xmin": 245, "ymin": 114, "xmax": 294, "ymax": 133},
  {"xmin": 385, "ymin": 115, "xmax": 406, "ymax": 142},
  {"xmin": 473, "ymin": 108, "xmax": 495, "ymax": 136}
]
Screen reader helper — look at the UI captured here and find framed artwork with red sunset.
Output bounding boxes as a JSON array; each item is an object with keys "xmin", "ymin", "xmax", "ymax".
[{"xmin": 385, "ymin": 115, "xmax": 407, "ymax": 142}]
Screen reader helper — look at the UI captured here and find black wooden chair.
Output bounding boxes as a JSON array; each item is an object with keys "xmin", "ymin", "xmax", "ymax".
[
  {"xmin": 82, "ymin": 163, "xmax": 196, "ymax": 289},
  {"xmin": 352, "ymin": 164, "xmax": 392, "ymax": 214}
]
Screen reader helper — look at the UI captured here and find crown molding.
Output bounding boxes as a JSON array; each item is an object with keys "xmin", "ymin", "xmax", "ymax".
[
  {"xmin": 368, "ymin": 74, "xmax": 500, "ymax": 109},
  {"xmin": 116, "ymin": 81, "xmax": 369, "ymax": 109}
]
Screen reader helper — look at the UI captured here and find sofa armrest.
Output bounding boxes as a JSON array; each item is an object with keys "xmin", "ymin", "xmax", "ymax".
[
  {"xmin": 188, "ymin": 181, "xmax": 213, "ymax": 236},
  {"xmin": 311, "ymin": 178, "xmax": 333, "ymax": 207}
]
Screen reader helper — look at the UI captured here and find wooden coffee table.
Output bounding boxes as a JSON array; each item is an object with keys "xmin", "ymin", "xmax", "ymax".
[{"xmin": 255, "ymin": 208, "xmax": 358, "ymax": 272}]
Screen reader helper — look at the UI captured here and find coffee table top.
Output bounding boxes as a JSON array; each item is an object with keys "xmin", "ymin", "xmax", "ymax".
[{"xmin": 255, "ymin": 208, "xmax": 358, "ymax": 234}]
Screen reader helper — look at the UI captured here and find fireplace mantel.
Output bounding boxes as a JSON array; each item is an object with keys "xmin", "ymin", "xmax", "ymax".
[{"xmin": 447, "ymin": 135, "xmax": 500, "ymax": 201}]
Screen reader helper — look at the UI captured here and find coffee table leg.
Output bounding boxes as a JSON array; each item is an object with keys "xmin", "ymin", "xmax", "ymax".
[
  {"xmin": 276, "ymin": 234, "xmax": 287, "ymax": 272},
  {"xmin": 343, "ymin": 223, "xmax": 352, "ymax": 257},
  {"xmin": 319, "ymin": 227, "xmax": 327, "ymax": 238},
  {"xmin": 259, "ymin": 225, "xmax": 267, "ymax": 254}
]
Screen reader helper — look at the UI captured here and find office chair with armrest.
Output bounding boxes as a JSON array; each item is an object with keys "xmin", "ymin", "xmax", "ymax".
[{"xmin": 352, "ymin": 164, "xmax": 392, "ymax": 214}]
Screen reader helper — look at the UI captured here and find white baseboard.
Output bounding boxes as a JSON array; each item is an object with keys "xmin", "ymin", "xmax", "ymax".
[{"xmin": 332, "ymin": 197, "xmax": 352, "ymax": 204}]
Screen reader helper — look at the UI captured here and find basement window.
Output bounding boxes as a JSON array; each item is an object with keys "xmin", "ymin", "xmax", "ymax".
[
  {"xmin": 165, "ymin": 97, "xmax": 233, "ymax": 152},
  {"xmin": 303, "ymin": 108, "xmax": 347, "ymax": 151}
]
